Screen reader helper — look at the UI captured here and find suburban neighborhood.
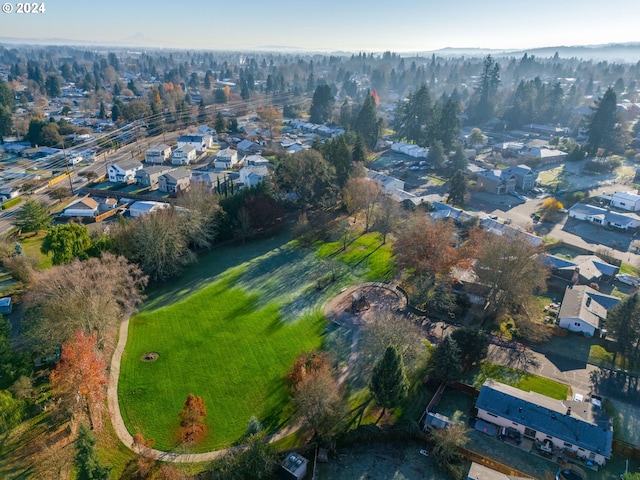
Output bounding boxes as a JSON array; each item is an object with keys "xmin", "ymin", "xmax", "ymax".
[{"xmin": 1, "ymin": 25, "xmax": 640, "ymax": 480}]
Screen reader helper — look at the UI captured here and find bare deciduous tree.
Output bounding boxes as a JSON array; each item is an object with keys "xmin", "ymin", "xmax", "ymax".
[{"xmin": 22, "ymin": 253, "xmax": 147, "ymax": 355}]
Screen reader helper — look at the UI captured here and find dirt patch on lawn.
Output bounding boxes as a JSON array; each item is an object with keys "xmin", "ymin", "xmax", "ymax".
[{"xmin": 323, "ymin": 282, "xmax": 406, "ymax": 328}]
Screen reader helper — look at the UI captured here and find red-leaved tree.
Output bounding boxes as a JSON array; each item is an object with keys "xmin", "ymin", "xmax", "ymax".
[
  {"xmin": 50, "ymin": 331, "xmax": 108, "ymax": 431},
  {"xmin": 179, "ymin": 393, "xmax": 207, "ymax": 444}
]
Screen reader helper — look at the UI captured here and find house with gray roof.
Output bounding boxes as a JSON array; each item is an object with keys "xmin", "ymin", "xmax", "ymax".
[
  {"xmin": 569, "ymin": 203, "xmax": 640, "ymax": 230},
  {"xmin": 557, "ymin": 285, "xmax": 620, "ymax": 337},
  {"xmin": 480, "ymin": 218, "xmax": 544, "ymax": 247},
  {"xmin": 540, "ymin": 254, "xmax": 619, "ymax": 284},
  {"xmin": 145, "ymin": 144, "xmax": 172, "ymax": 164},
  {"xmin": 108, "ymin": 159, "xmax": 143, "ymax": 183},
  {"xmin": 158, "ymin": 169, "xmax": 192, "ymax": 194},
  {"xmin": 477, "ymin": 169, "xmax": 516, "ymax": 195},
  {"xmin": 476, "ymin": 379, "xmax": 612, "ymax": 466},
  {"xmin": 504, "ymin": 164, "xmax": 538, "ymax": 191},
  {"xmin": 135, "ymin": 165, "xmax": 176, "ymax": 189}
]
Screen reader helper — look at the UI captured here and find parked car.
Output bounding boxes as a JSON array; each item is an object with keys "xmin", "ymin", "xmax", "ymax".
[{"xmin": 498, "ymin": 426, "xmax": 521, "ymax": 444}]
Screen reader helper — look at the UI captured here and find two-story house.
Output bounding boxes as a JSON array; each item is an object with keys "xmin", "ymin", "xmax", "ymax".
[
  {"xmin": 172, "ymin": 145, "xmax": 197, "ymax": 166},
  {"xmin": 145, "ymin": 144, "xmax": 172, "ymax": 164},
  {"xmin": 177, "ymin": 134, "xmax": 213, "ymax": 154},
  {"xmin": 239, "ymin": 165, "xmax": 269, "ymax": 188},
  {"xmin": 108, "ymin": 159, "xmax": 143, "ymax": 183},
  {"xmin": 214, "ymin": 147, "xmax": 239, "ymax": 169},
  {"xmin": 135, "ymin": 165, "xmax": 176, "ymax": 189},
  {"xmin": 505, "ymin": 164, "xmax": 538, "ymax": 191},
  {"xmin": 158, "ymin": 169, "xmax": 192, "ymax": 194},
  {"xmin": 477, "ymin": 169, "xmax": 516, "ymax": 195}
]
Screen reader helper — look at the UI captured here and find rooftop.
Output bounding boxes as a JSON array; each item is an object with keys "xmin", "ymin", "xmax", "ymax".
[{"xmin": 477, "ymin": 379, "xmax": 612, "ymax": 458}]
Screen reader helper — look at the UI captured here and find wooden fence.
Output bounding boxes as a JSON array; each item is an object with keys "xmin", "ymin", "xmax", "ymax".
[{"xmin": 613, "ymin": 439, "xmax": 640, "ymax": 460}]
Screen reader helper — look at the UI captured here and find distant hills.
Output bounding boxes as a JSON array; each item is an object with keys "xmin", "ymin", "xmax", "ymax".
[{"xmin": 1, "ymin": 35, "xmax": 640, "ymax": 62}]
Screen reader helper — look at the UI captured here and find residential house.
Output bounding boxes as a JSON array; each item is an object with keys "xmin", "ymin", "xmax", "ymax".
[
  {"xmin": 610, "ymin": 191, "xmax": 640, "ymax": 211},
  {"xmin": 523, "ymin": 124, "xmax": 568, "ymax": 136},
  {"xmin": 557, "ymin": 285, "xmax": 620, "ymax": 336},
  {"xmin": 568, "ymin": 204, "xmax": 640, "ymax": 230},
  {"xmin": 476, "ymin": 379, "xmax": 612, "ymax": 466},
  {"xmin": 145, "ymin": 144, "xmax": 172, "ymax": 164},
  {"xmin": 108, "ymin": 159, "xmax": 143, "ymax": 183},
  {"xmin": 492, "ymin": 142, "xmax": 524, "ymax": 158},
  {"xmin": 477, "ymin": 169, "xmax": 516, "ymax": 195},
  {"xmin": 480, "ymin": 218, "xmax": 544, "ymax": 247},
  {"xmin": 522, "ymin": 146, "xmax": 568, "ymax": 165},
  {"xmin": 239, "ymin": 165, "xmax": 269, "ymax": 188},
  {"xmin": 390, "ymin": 142, "xmax": 429, "ymax": 158},
  {"xmin": 158, "ymin": 169, "xmax": 192, "ymax": 194},
  {"xmin": 540, "ymin": 254, "xmax": 619, "ymax": 284},
  {"xmin": 197, "ymin": 125, "xmax": 217, "ymax": 140},
  {"xmin": 177, "ymin": 134, "xmax": 212, "ymax": 154},
  {"xmin": 505, "ymin": 164, "xmax": 538, "ymax": 191},
  {"xmin": 366, "ymin": 170, "xmax": 405, "ymax": 194},
  {"xmin": 214, "ymin": 148, "xmax": 239, "ymax": 169},
  {"xmin": 237, "ymin": 138, "xmax": 261, "ymax": 156},
  {"xmin": 135, "ymin": 165, "xmax": 176, "ymax": 189},
  {"xmin": 430, "ymin": 201, "xmax": 477, "ymax": 223},
  {"xmin": 171, "ymin": 145, "xmax": 197, "ymax": 166},
  {"xmin": 129, "ymin": 201, "xmax": 169, "ymax": 218},
  {"xmin": 245, "ymin": 154, "xmax": 270, "ymax": 166},
  {"xmin": 97, "ymin": 197, "xmax": 118, "ymax": 212},
  {"xmin": 61, "ymin": 196, "xmax": 99, "ymax": 217},
  {"xmin": 280, "ymin": 452, "xmax": 308, "ymax": 480}
]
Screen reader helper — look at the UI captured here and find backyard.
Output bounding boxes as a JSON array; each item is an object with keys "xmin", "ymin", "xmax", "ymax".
[{"xmin": 118, "ymin": 229, "xmax": 396, "ymax": 452}]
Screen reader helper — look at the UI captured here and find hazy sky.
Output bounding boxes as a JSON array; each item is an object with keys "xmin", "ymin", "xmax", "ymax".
[{"xmin": 1, "ymin": 0, "xmax": 640, "ymax": 52}]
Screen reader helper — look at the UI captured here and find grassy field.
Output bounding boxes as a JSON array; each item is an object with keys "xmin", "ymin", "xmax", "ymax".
[
  {"xmin": 119, "ymin": 229, "xmax": 396, "ymax": 452},
  {"xmin": 471, "ymin": 362, "xmax": 569, "ymax": 400},
  {"xmin": 19, "ymin": 233, "xmax": 52, "ymax": 269}
]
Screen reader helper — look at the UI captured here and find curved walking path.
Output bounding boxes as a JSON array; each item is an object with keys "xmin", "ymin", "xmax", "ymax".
[{"xmin": 107, "ymin": 282, "xmax": 400, "ymax": 462}]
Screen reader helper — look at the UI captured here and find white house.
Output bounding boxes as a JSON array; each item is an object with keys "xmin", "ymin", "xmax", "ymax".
[
  {"xmin": 145, "ymin": 144, "xmax": 172, "ymax": 164},
  {"xmin": 129, "ymin": 201, "xmax": 169, "ymax": 218},
  {"xmin": 568, "ymin": 204, "xmax": 640, "ymax": 230},
  {"xmin": 171, "ymin": 145, "xmax": 197, "ymax": 165},
  {"xmin": 476, "ymin": 379, "xmax": 612, "ymax": 467},
  {"xmin": 177, "ymin": 134, "xmax": 212, "ymax": 154},
  {"xmin": 61, "ymin": 196, "xmax": 99, "ymax": 217},
  {"xmin": 245, "ymin": 154, "xmax": 270, "ymax": 166},
  {"xmin": 239, "ymin": 165, "xmax": 269, "ymax": 188},
  {"xmin": 611, "ymin": 191, "xmax": 640, "ymax": 211},
  {"xmin": 214, "ymin": 147, "xmax": 239, "ymax": 169},
  {"xmin": 391, "ymin": 142, "xmax": 429, "ymax": 158},
  {"xmin": 108, "ymin": 160, "xmax": 143, "ymax": 183},
  {"xmin": 557, "ymin": 285, "xmax": 620, "ymax": 337},
  {"xmin": 366, "ymin": 170, "xmax": 405, "ymax": 194}
]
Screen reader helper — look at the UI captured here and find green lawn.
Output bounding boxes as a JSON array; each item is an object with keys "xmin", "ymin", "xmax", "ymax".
[
  {"xmin": 19, "ymin": 233, "xmax": 52, "ymax": 269},
  {"xmin": 119, "ymin": 229, "xmax": 396, "ymax": 452},
  {"xmin": 316, "ymin": 232, "xmax": 395, "ymax": 282},
  {"xmin": 119, "ymin": 269, "xmax": 327, "ymax": 451},
  {"xmin": 471, "ymin": 362, "xmax": 569, "ymax": 400}
]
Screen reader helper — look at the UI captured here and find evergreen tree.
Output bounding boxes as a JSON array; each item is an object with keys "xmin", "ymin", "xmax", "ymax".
[
  {"xmin": 198, "ymin": 99, "xmax": 207, "ymax": 124},
  {"xmin": 354, "ymin": 93, "xmax": 380, "ymax": 150},
  {"xmin": 472, "ymin": 55, "xmax": 500, "ymax": 122},
  {"xmin": 0, "ymin": 105, "xmax": 12, "ymax": 142},
  {"xmin": 426, "ymin": 337, "xmax": 462, "ymax": 383},
  {"xmin": 74, "ymin": 424, "xmax": 111, "ymax": 480},
  {"xmin": 394, "ymin": 84, "xmax": 432, "ymax": 146},
  {"xmin": 15, "ymin": 199, "xmax": 51, "ymax": 235},
  {"xmin": 352, "ymin": 135, "xmax": 367, "ymax": 164},
  {"xmin": 429, "ymin": 140, "xmax": 446, "ymax": 171},
  {"xmin": 0, "ymin": 79, "xmax": 15, "ymax": 110},
  {"xmin": 41, "ymin": 223, "xmax": 92, "ymax": 265},
  {"xmin": 45, "ymin": 74, "xmax": 62, "ymax": 98},
  {"xmin": 309, "ymin": 84, "xmax": 334, "ymax": 124},
  {"xmin": 215, "ymin": 112, "xmax": 226, "ymax": 133},
  {"xmin": 585, "ymin": 87, "xmax": 625, "ymax": 156},
  {"xmin": 447, "ymin": 170, "xmax": 467, "ymax": 206},
  {"xmin": 450, "ymin": 144, "xmax": 467, "ymax": 172},
  {"xmin": 605, "ymin": 292, "xmax": 640, "ymax": 368},
  {"xmin": 320, "ymin": 136, "xmax": 352, "ymax": 188},
  {"xmin": 369, "ymin": 345, "xmax": 409, "ymax": 415}
]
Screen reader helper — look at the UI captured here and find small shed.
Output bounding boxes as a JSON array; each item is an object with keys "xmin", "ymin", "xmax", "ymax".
[
  {"xmin": 280, "ymin": 452, "xmax": 308, "ymax": 480},
  {"xmin": 0, "ymin": 296, "xmax": 12, "ymax": 315}
]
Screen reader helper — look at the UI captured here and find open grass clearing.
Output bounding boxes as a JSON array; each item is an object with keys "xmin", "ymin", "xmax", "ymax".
[
  {"xmin": 120, "ymin": 229, "xmax": 396, "ymax": 452},
  {"xmin": 19, "ymin": 232, "xmax": 51, "ymax": 269},
  {"xmin": 469, "ymin": 362, "xmax": 569, "ymax": 400}
]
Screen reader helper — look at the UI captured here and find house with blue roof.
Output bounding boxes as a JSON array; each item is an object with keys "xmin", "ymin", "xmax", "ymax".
[{"xmin": 476, "ymin": 379, "xmax": 612, "ymax": 466}]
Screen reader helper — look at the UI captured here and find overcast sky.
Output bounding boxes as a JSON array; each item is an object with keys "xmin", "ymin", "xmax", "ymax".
[{"xmin": 2, "ymin": 0, "xmax": 640, "ymax": 52}]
